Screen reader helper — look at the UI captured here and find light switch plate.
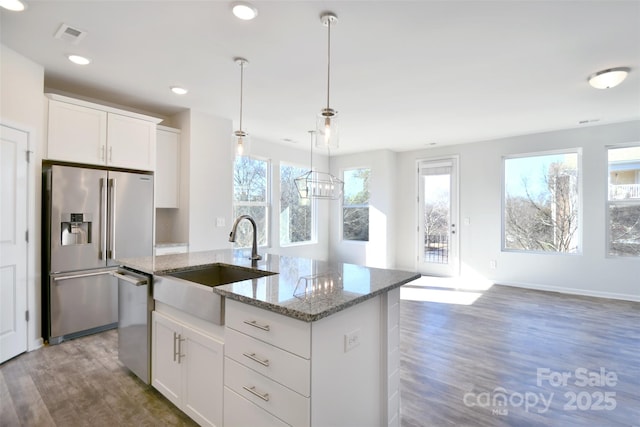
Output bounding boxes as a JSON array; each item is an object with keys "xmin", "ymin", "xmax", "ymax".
[{"xmin": 344, "ymin": 329, "xmax": 361, "ymax": 352}]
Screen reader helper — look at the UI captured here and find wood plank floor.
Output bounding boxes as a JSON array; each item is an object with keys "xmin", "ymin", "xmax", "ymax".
[
  {"xmin": 400, "ymin": 281, "xmax": 640, "ymax": 427},
  {"xmin": 1, "ymin": 283, "xmax": 638, "ymax": 426}
]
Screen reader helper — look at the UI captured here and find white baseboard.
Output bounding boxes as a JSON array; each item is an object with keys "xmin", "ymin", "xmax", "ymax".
[{"xmin": 498, "ymin": 281, "xmax": 640, "ymax": 302}]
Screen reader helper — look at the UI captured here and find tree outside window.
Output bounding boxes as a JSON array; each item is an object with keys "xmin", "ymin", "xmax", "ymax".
[
  {"xmin": 608, "ymin": 145, "xmax": 640, "ymax": 257},
  {"xmin": 503, "ymin": 151, "xmax": 580, "ymax": 253},
  {"xmin": 280, "ymin": 163, "xmax": 314, "ymax": 245},
  {"xmin": 233, "ymin": 156, "xmax": 269, "ymax": 248},
  {"xmin": 343, "ymin": 168, "xmax": 370, "ymax": 241}
]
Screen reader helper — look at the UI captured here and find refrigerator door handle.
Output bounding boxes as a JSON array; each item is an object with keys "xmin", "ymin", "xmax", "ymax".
[
  {"xmin": 53, "ymin": 270, "xmax": 113, "ymax": 282},
  {"xmin": 108, "ymin": 178, "xmax": 117, "ymax": 260},
  {"xmin": 99, "ymin": 178, "xmax": 107, "ymax": 260}
]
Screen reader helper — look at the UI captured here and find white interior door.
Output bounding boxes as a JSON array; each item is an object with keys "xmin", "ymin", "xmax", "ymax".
[
  {"xmin": 417, "ymin": 157, "xmax": 459, "ymax": 276},
  {"xmin": 0, "ymin": 124, "xmax": 28, "ymax": 363}
]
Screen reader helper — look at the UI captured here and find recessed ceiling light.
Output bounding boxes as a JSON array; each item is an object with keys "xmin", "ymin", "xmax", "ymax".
[
  {"xmin": 170, "ymin": 86, "xmax": 188, "ymax": 95},
  {"xmin": 67, "ymin": 54, "xmax": 91, "ymax": 65},
  {"xmin": 588, "ymin": 67, "xmax": 630, "ymax": 89},
  {"xmin": 232, "ymin": 2, "xmax": 258, "ymax": 20},
  {"xmin": 0, "ymin": 0, "xmax": 26, "ymax": 12}
]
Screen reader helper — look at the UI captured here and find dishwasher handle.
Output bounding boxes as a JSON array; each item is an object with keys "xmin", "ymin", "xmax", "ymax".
[{"xmin": 112, "ymin": 270, "xmax": 148, "ymax": 286}]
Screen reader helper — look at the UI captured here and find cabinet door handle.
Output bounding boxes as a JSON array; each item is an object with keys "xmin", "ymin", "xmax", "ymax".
[
  {"xmin": 243, "ymin": 320, "xmax": 270, "ymax": 331},
  {"xmin": 173, "ymin": 332, "xmax": 178, "ymax": 362},
  {"xmin": 109, "ymin": 146, "xmax": 113, "ymax": 162},
  {"xmin": 100, "ymin": 145, "xmax": 105, "ymax": 160},
  {"xmin": 177, "ymin": 334, "xmax": 185, "ymax": 364},
  {"xmin": 173, "ymin": 332, "xmax": 185, "ymax": 363},
  {"xmin": 243, "ymin": 352, "xmax": 270, "ymax": 367},
  {"xmin": 243, "ymin": 385, "xmax": 270, "ymax": 402}
]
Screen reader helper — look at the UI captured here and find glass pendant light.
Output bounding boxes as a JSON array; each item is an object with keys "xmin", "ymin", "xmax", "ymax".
[
  {"xmin": 316, "ymin": 12, "xmax": 339, "ymax": 149},
  {"xmin": 233, "ymin": 57, "xmax": 250, "ymax": 156},
  {"xmin": 295, "ymin": 130, "xmax": 344, "ymax": 200}
]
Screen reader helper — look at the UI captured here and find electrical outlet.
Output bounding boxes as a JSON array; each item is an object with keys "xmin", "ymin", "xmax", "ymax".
[
  {"xmin": 490, "ymin": 260, "xmax": 497, "ymax": 269},
  {"xmin": 344, "ymin": 329, "xmax": 361, "ymax": 352},
  {"xmin": 216, "ymin": 217, "xmax": 225, "ymax": 227}
]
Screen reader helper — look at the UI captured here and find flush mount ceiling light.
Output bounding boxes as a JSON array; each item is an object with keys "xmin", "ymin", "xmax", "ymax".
[
  {"xmin": 588, "ymin": 67, "xmax": 630, "ymax": 89},
  {"xmin": 232, "ymin": 2, "xmax": 257, "ymax": 20},
  {"xmin": 295, "ymin": 130, "xmax": 344, "ymax": 200},
  {"xmin": 0, "ymin": 0, "xmax": 26, "ymax": 11},
  {"xmin": 67, "ymin": 54, "xmax": 91, "ymax": 65},
  {"xmin": 233, "ymin": 57, "xmax": 250, "ymax": 156},
  {"xmin": 170, "ymin": 86, "xmax": 188, "ymax": 95},
  {"xmin": 316, "ymin": 12, "xmax": 340, "ymax": 149}
]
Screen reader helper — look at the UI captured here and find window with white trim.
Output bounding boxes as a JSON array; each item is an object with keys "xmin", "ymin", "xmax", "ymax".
[
  {"xmin": 233, "ymin": 156, "xmax": 270, "ymax": 248},
  {"xmin": 280, "ymin": 162, "xmax": 314, "ymax": 245},
  {"xmin": 607, "ymin": 145, "xmax": 640, "ymax": 257},
  {"xmin": 342, "ymin": 168, "xmax": 370, "ymax": 241},
  {"xmin": 503, "ymin": 150, "xmax": 581, "ymax": 253}
]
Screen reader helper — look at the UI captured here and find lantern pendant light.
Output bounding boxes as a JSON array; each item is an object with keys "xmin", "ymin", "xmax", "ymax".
[
  {"xmin": 295, "ymin": 130, "xmax": 344, "ymax": 200},
  {"xmin": 316, "ymin": 12, "xmax": 339, "ymax": 149},
  {"xmin": 233, "ymin": 57, "xmax": 250, "ymax": 156}
]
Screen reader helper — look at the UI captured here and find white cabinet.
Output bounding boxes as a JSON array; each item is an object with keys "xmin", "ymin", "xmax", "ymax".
[
  {"xmin": 224, "ymin": 294, "xmax": 392, "ymax": 427},
  {"xmin": 47, "ymin": 99, "xmax": 107, "ymax": 165},
  {"xmin": 156, "ymin": 126, "xmax": 181, "ymax": 208},
  {"xmin": 224, "ymin": 299, "xmax": 311, "ymax": 427},
  {"xmin": 46, "ymin": 94, "xmax": 160, "ymax": 171},
  {"xmin": 107, "ymin": 113, "xmax": 156, "ymax": 171},
  {"xmin": 152, "ymin": 311, "xmax": 223, "ymax": 427}
]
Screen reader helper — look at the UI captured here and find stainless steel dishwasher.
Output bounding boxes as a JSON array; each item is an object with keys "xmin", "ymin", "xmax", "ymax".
[{"xmin": 113, "ymin": 268, "xmax": 153, "ymax": 384}]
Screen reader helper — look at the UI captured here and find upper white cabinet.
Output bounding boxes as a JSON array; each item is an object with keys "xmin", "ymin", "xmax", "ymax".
[
  {"xmin": 156, "ymin": 126, "xmax": 181, "ymax": 208},
  {"xmin": 46, "ymin": 94, "xmax": 161, "ymax": 171}
]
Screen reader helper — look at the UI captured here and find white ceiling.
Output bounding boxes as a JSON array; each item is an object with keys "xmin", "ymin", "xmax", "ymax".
[{"xmin": 1, "ymin": 1, "xmax": 639, "ymax": 154}]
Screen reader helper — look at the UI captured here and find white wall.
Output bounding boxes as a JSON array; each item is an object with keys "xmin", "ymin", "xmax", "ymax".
[
  {"xmin": 329, "ymin": 150, "xmax": 397, "ymax": 268},
  {"xmin": 1, "ymin": 44, "xmax": 45, "ymax": 350},
  {"xmin": 396, "ymin": 121, "xmax": 640, "ymax": 301}
]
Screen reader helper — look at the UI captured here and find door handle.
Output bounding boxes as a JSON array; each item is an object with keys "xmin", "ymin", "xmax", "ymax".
[
  {"xmin": 243, "ymin": 352, "xmax": 270, "ymax": 367},
  {"xmin": 99, "ymin": 178, "xmax": 107, "ymax": 260},
  {"xmin": 243, "ymin": 385, "xmax": 270, "ymax": 402},
  {"xmin": 53, "ymin": 270, "xmax": 113, "ymax": 282},
  {"xmin": 112, "ymin": 271, "xmax": 148, "ymax": 286},
  {"xmin": 243, "ymin": 319, "xmax": 270, "ymax": 331},
  {"xmin": 108, "ymin": 178, "xmax": 117, "ymax": 259}
]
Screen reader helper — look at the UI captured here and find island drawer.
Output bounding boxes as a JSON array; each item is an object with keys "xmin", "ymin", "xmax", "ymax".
[
  {"xmin": 225, "ymin": 357, "xmax": 309, "ymax": 427},
  {"xmin": 225, "ymin": 299, "xmax": 310, "ymax": 358},
  {"xmin": 224, "ymin": 387, "xmax": 290, "ymax": 427},
  {"xmin": 226, "ymin": 327, "xmax": 310, "ymax": 397}
]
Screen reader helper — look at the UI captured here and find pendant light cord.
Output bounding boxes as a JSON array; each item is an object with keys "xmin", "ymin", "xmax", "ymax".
[
  {"xmin": 326, "ymin": 18, "xmax": 331, "ymax": 109},
  {"xmin": 309, "ymin": 131, "xmax": 314, "ymax": 172},
  {"xmin": 239, "ymin": 61, "xmax": 244, "ymax": 131}
]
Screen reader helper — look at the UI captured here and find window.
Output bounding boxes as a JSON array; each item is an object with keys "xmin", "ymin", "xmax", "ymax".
[
  {"xmin": 233, "ymin": 156, "xmax": 269, "ymax": 248},
  {"xmin": 280, "ymin": 163, "xmax": 314, "ymax": 245},
  {"xmin": 607, "ymin": 145, "xmax": 640, "ymax": 257},
  {"xmin": 343, "ymin": 168, "xmax": 370, "ymax": 241},
  {"xmin": 503, "ymin": 151, "xmax": 580, "ymax": 253}
]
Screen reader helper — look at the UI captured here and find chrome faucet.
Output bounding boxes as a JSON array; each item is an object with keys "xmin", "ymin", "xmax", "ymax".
[{"xmin": 229, "ymin": 215, "xmax": 262, "ymax": 261}]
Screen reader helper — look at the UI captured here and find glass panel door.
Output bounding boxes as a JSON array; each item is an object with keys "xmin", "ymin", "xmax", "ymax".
[{"xmin": 418, "ymin": 158, "xmax": 459, "ymax": 276}]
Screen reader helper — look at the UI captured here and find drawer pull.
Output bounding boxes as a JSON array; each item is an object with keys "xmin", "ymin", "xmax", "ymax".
[
  {"xmin": 243, "ymin": 319, "xmax": 270, "ymax": 331},
  {"xmin": 243, "ymin": 385, "xmax": 270, "ymax": 402},
  {"xmin": 243, "ymin": 352, "xmax": 270, "ymax": 367}
]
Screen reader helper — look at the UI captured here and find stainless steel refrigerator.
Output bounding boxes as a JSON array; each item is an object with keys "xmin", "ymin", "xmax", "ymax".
[{"xmin": 42, "ymin": 163, "xmax": 154, "ymax": 346}]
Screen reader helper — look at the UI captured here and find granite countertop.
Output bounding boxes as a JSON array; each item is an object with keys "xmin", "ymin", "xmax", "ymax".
[{"xmin": 118, "ymin": 249, "xmax": 420, "ymax": 322}]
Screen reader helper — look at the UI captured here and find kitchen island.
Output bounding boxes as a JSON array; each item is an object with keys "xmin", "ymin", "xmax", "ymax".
[{"xmin": 119, "ymin": 249, "xmax": 420, "ymax": 427}]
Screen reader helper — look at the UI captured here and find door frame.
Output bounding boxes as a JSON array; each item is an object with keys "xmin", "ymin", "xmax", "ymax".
[{"xmin": 415, "ymin": 155, "xmax": 460, "ymax": 277}]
